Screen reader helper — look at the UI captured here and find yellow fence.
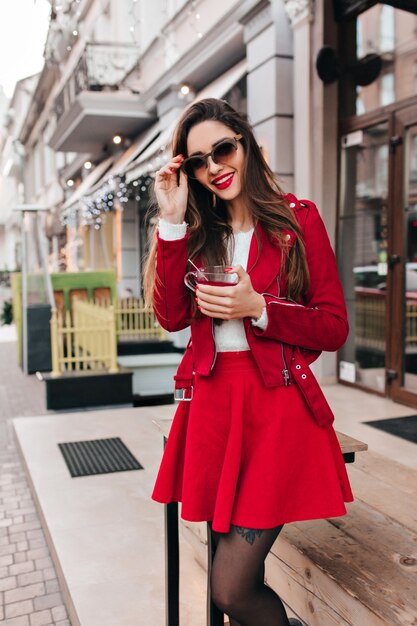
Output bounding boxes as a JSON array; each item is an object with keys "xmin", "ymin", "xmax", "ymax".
[
  {"xmin": 355, "ymin": 291, "xmax": 417, "ymax": 351},
  {"xmin": 50, "ymin": 299, "xmax": 118, "ymax": 377},
  {"xmin": 355, "ymin": 292, "xmax": 386, "ymax": 351},
  {"xmin": 405, "ymin": 302, "xmax": 417, "ymax": 346},
  {"xmin": 115, "ymin": 297, "xmax": 166, "ymax": 341}
]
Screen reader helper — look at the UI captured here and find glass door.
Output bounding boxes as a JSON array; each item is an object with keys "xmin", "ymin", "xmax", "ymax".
[
  {"xmin": 338, "ymin": 123, "xmax": 390, "ymax": 393},
  {"xmin": 390, "ymin": 107, "xmax": 417, "ymax": 405}
]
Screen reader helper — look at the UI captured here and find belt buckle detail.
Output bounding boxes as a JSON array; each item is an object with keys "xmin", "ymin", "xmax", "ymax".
[{"xmin": 174, "ymin": 386, "xmax": 194, "ymax": 402}]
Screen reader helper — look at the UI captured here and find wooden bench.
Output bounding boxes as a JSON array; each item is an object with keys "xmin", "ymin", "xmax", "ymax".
[
  {"xmin": 262, "ymin": 448, "xmax": 417, "ymax": 625},
  {"xmin": 153, "ymin": 420, "xmax": 372, "ymax": 625},
  {"xmin": 181, "ymin": 446, "xmax": 417, "ymax": 625}
]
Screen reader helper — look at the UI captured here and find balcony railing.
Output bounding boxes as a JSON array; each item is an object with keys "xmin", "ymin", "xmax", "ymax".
[{"xmin": 54, "ymin": 42, "xmax": 140, "ymax": 122}]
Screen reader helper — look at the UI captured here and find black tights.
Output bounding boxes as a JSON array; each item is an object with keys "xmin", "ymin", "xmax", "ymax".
[{"xmin": 209, "ymin": 523, "xmax": 291, "ymax": 626}]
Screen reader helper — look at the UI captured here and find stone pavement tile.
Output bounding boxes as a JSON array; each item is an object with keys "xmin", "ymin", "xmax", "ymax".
[
  {"xmin": 0, "ymin": 554, "xmax": 14, "ymax": 567},
  {"xmin": 51, "ymin": 605, "xmax": 68, "ymax": 621},
  {"xmin": 0, "ymin": 343, "xmax": 71, "ymax": 625},
  {"xmin": 28, "ymin": 538, "xmax": 46, "ymax": 550},
  {"xmin": 9, "ymin": 521, "xmax": 42, "ymax": 534},
  {"xmin": 0, "ymin": 543, "xmax": 16, "ymax": 556},
  {"xmin": 29, "ymin": 609, "xmax": 52, "ymax": 626},
  {"xmin": 45, "ymin": 579, "xmax": 59, "ymax": 594},
  {"xmin": 26, "ymin": 531, "xmax": 44, "ymax": 541},
  {"xmin": 4, "ymin": 582, "xmax": 46, "ymax": 605},
  {"xmin": 3, "ymin": 615, "xmax": 30, "ymax": 626},
  {"xmin": 33, "ymin": 592, "xmax": 63, "ymax": 612},
  {"xmin": 27, "ymin": 548, "xmax": 49, "ymax": 561},
  {"xmin": 4, "ymin": 599, "xmax": 34, "ymax": 619},
  {"xmin": 9, "ymin": 561, "xmax": 35, "ymax": 576},
  {"xmin": 18, "ymin": 507, "xmax": 37, "ymax": 516},
  {"xmin": 17, "ymin": 571, "xmax": 44, "ymax": 586},
  {"xmin": 34, "ymin": 557, "xmax": 54, "ymax": 571},
  {"xmin": 0, "ymin": 576, "xmax": 17, "ymax": 592},
  {"xmin": 3, "ymin": 616, "xmax": 30, "ymax": 626},
  {"xmin": 9, "ymin": 533, "xmax": 27, "ymax": 543},
  {"xmin": 42, "ymin": 568, "xmax": 56, "ymax": 582},
  {"xmin": 14, "ymin": 552, "xmax": 31, "ymax": 564}
]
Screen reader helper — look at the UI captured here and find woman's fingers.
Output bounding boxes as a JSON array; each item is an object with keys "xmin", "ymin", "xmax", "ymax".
[
  {"xmin": 156, "ymin": 154, "xmax": 184, "ymax": 178},
  {"xmin": 196, "ymin": 287, "xmax": 235, "ymax": 315},
  {"xmin": 197, "ymin": 292, "xmax": 233, "ymax": 307},
  {"xmin": 198, "ymin": 303, "xmax": 231, "ymax": 318},
  {"xmin": 196, "ymin": 285, "xmax": 235, "ymax": 297},
  {"xmin": 196, "ymin": 291, "xmax": 234, "ymax": 318}
]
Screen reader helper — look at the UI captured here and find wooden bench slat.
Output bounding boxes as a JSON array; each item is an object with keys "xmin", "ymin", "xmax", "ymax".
[
  {"xmin": 291, "ymin": 510, "xmax": 417, "ymax": 606},
  {"xmin": 266, "ymin": 544, "xmax": 383, "ymax": 626},
  {"xmin": 347, "ymin": 463, "xmax": 417, "ymax": 531},
  {"xmin": 352, "ymin": 449, "xmax": 417, "ymax": 495},
  {"xmin": 329, "ymin": 500, "xmax": 417, "ymax": 575},
  {"xmin": 335, "ymin": 431, "xmax": 368, "ymax": 454},
  {"xmin": 269, "ymin": 514, "xmax": 417, "ymax": 626}
]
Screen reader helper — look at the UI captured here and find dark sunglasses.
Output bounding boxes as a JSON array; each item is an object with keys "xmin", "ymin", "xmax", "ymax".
[{"xmin": 181, "ymin": 134, "xmax": 242, "ymax": 179}]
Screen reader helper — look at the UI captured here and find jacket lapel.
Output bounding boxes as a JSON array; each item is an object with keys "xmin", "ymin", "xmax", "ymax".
[{"xmin": 247, "ymin": 223, "xmax": 287, "ymax": 295}]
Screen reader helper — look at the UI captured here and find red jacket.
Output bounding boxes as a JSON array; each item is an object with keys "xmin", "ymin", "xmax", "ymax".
[{"xmin": 153, "ymin": 194, "xmax": 348, "ymax": 427}]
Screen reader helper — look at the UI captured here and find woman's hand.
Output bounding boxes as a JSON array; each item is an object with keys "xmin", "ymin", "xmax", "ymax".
[
  {"xmin": 195, "ymin": 265, "xmax": 266, "ymax": 320},
  {"xmin": 154, "ymin": 154, "xmax": 188, "ymax": 224}
]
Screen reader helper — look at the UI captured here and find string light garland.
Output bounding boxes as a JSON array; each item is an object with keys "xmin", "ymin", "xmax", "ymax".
[
  {"xmin": 128, "ymin": 0, "xmax": 141, "ymax": 44},
  {"xmin": 187, "ymin": 0, "xmax": 203, "ymax": 40},
  {"xmin": 60, "ymin": 173, "xmax": 155, "ymax": 230}
]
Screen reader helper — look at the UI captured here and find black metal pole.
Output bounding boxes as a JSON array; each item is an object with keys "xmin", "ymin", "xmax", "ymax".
[{"xmin": 164, "ymin": 435, "xmax": 180, "ymax": 626}]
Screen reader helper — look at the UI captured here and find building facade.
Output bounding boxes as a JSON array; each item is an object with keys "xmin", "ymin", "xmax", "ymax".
[{"xmin": 1, "ymin": 0, "xmax": 417, "ymax": 404}]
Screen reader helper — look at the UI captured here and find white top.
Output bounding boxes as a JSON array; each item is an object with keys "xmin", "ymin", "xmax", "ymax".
[{"xmin": 158, "ymin": 219, "xmax": 268, "ymax": 352}]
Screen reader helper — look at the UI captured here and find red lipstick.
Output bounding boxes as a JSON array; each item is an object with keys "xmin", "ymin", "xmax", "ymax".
[{"xmin": 212, "ymin": 172, "xmax": 234, "ymax": 190}]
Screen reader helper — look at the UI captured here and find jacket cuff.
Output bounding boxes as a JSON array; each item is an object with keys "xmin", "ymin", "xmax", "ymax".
[
  {"xmin": 158, "ymin": 218, "xmax": 187, "ymax": 240},
  {"xmin": 251, "ymin": 305, "xmax": 268, "ymax": 330},
  {"xmin": 251, "ymin": 294, "xmax": 305, "ymax": 337}
]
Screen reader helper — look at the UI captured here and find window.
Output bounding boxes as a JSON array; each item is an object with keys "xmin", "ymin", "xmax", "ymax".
[
  {"xmin": 347, "ymin": 5, "xmax": 415, "ymax": 116},
  {"xmin": 380, "ymin": 72, "xmax": 395, "ymax": 106},
  {"xmin": 379, "ymin": 5, "xmax": 395, "ymax": 53}
]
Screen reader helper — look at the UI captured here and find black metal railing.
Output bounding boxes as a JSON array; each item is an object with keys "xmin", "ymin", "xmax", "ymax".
[{"xmin": 54, "ymin": 42, "xmax": 140, "ymax": 121}]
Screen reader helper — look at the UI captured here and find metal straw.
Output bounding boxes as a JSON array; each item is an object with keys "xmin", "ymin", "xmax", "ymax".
[{"xmin": 187, "ymin": 258, "xmax": 200, "ymax": 272}]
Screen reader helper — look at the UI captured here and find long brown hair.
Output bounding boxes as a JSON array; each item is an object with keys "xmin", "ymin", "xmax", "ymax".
[{"xmin": 143, "ymin": 98, "xmax": 309, "ymax": 316}]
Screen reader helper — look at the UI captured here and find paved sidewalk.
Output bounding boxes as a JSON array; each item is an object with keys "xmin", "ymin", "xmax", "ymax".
[{"xmin": 0, "ymin": 327, "xmax": 71, "ymax": 626}]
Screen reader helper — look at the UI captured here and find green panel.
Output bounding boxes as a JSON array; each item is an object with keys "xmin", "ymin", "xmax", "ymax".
[
  {"xmin": 11, "ymin": 273, "xmax": 22, "ymax": 366},
  {"xmin": 11, "ymin": 271, "xmax": 118, "ymax": 368},
  {"xmin": 50, "ymin": 271, "xmax": 118, "ymax": 310}
]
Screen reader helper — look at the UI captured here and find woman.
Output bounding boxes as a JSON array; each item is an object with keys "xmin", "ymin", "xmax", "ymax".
[{"xmin": 144, "ymin": 98, "xmax": 353, "ymax": 626}]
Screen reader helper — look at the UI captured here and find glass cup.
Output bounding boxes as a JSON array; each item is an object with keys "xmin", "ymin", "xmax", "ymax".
[{"xmin": 184, "ymin": 265, "xmax": 238, "ymax": 292}]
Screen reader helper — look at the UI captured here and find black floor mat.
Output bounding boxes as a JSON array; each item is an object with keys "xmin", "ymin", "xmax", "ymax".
[
  {"xmin": 363, "ymin": 415, "xmax": 417, "ymax": 444},
  {"xmin": 58, "ymin": 437, "xmax": 144, "ymax": 477}
]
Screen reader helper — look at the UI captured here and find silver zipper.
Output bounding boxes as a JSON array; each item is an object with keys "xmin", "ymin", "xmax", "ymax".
[
  {"xmin": 266, "ymin": 297, "xmax": 306, "ymax": 308},
  {"xmin": 210, "ymin": 318, "xmax": 217, "ymax": 372},
  {"xmin": 276, "ymin": 279, "xmax": 290, "ymax": 386}
]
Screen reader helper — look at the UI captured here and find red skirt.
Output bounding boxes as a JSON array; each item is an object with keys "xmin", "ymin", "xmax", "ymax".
[{"xmin": 152, "ymin": 350, "xmax": 354, "ymax": 533}]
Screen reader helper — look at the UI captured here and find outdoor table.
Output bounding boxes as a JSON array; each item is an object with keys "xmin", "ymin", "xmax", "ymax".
[{"xmin": 153, "ymin": 418, "xmax": 368, "ymax": 626}]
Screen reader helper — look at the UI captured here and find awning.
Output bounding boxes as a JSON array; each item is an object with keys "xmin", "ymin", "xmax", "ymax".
[
  {"xmin": 102, "ymin": 123, "xmax": 162, "ymax": 181},
  {"xmin": 62, "ymin": 155, "xmax": 114, "ymax": 210},
  {"xmin": 333, "ymin": 0, "xmax": 417, "ymax": 21},
  {"xmin": 125, "ymin": 119, "xmax": 177, "ymax": 183},
  {"xmin": 124, "ymin": 58, "xmax": 248, "ymax": 182},
  {"xmin": 193, "ymin": 58, "xmax": 247, "ymax": 102}
]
